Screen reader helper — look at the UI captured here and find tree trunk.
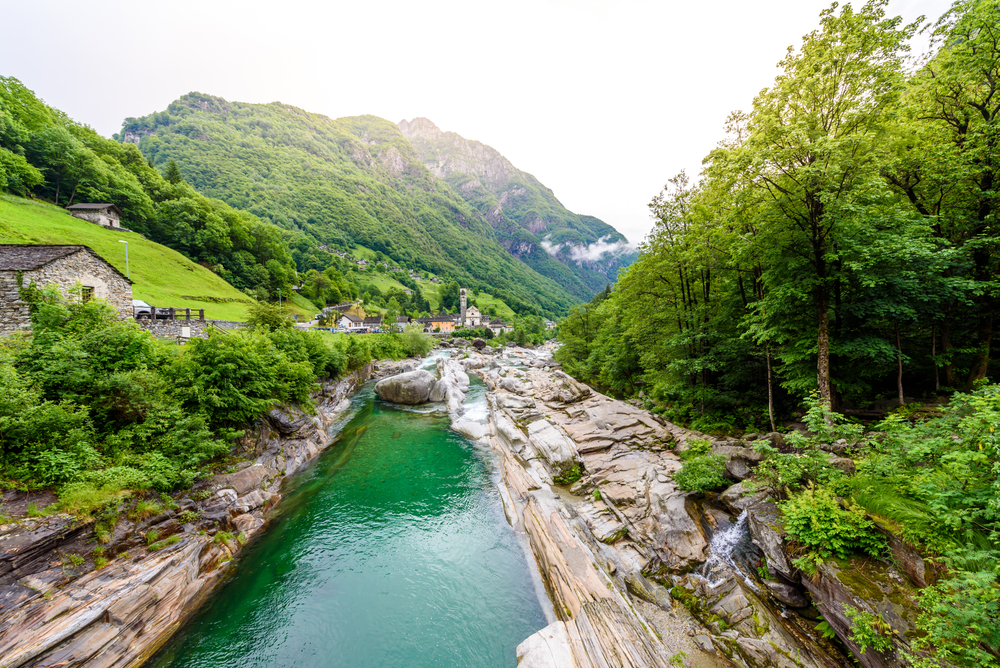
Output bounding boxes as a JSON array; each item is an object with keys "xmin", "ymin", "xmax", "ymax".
[
  {"xmin": 816, "ymin": 287, "xmax": 832, "ymax": 408},
  {"xmin": 932, "ymin": 326, "xmax": 939, "ymax": 392},
  {"xmin": 766, "ymin": 345, "xmax": 776, "ymax": 433},
  {"xmin": 965, "ymin": 300, "xmax": 994, "ymax": 390},
  {"xmin": 941, "ymin": 321, "xmax": 956, "ymax": 388},
  {"xmin": 895, "ymin": 323, "xmax": 905, "ymax": 406}
]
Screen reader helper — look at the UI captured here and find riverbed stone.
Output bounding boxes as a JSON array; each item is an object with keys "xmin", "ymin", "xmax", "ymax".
[
  {"xmin": 374, "ymin": 369, "xmax": 437, "ymax": 404},
  {"xmin": 214, "ymin": 464, "xmax": 267, "ymax": 496},
  {"xmin": 452, "ymin": 419, "xmax": 487, "ymax": 440}
]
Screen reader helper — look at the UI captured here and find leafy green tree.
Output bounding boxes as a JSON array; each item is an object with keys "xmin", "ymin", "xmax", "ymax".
[
  {"xmin": 163, "ymin": 159, "xmax": 184, "ymax": 184},
  {"xmin": 723, "ymin": 0, "xmax": 917, "ymax": 408}
]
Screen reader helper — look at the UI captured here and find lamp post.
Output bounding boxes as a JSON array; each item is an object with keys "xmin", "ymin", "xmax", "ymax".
[
  {"xmin": 118, "ymin": 240, "xmax": 129, "ymax": 279},
  {"xmin": 278, "ymin": 288, "xmax": 282, "ymax": 307}
]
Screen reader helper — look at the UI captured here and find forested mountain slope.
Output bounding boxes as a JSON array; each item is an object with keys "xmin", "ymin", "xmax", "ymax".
[
  {"xmin": 119, "ymin": 97, "xmax": 578, "ymax": 315},
  {"xmin": 398, "ymin": 117, "xmax": 636, "ymax": 298}
]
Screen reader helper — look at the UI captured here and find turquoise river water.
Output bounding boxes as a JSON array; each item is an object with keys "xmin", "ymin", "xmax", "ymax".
[{"xmin": 151, "ymin": 376, "xmax": 548, "ymax": 668}]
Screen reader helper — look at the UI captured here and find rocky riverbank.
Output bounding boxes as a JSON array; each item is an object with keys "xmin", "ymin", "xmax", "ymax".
[
  {"xmin": 0, "ymin": 358, "xmax": 416, "ymax": 668},
  {"xmin": 436, "ymin": 342, "xmax": 861, "ymax": 668}
]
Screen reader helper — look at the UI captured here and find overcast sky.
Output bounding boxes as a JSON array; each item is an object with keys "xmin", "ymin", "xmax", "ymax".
[{"xmin": 5, "ymin": 0, "xmax": 954, "ymax": 246}]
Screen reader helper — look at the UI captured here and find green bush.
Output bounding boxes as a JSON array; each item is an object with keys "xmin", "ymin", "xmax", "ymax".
[
  {"xmin": 171, "ymin": 329, "xmax": 315, "ymax": 427},
  {"xmin": 913, "ymin": 567, "xmax": 1000, "ymax": 668},
  {"xmin": 781, "ymin": 485, "xmax": 884, "ymax": 568},
  {"xmin": 674, "ymin": 455, "xmax": 728, "ymax": 493},
  {"xmin": 401, "ymin": 324, "xmax": 434, "ymax": 357}
]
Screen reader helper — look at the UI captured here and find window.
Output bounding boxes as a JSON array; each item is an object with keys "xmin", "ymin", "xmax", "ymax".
[{"xmin": 81, "ymin": 286, "xmax": 94, "ymax": 303}]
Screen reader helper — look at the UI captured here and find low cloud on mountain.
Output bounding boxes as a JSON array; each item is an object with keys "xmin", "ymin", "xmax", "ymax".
[{"xmin": 540, "ymin": 235, "xmax": 635, "ymax": 264}]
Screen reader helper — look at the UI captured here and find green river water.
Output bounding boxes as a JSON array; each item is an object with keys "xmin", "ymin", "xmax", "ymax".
[{"xmin": 151, "ymin": 377, "xmax": 548, "ymax": 668}]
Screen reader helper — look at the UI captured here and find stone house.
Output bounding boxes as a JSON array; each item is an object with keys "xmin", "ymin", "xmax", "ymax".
[
  {"xmin": 394, "ymin": 315, "xmax": 411, "ymax": 332},
  {"xmin": 65, "ymin": 203, "xmax": 123, "ymax": 229},
  {"xmin": 0, "ymin": 245, "xmax": 133, "ymax": 334},
  {"xmin": 362, "ymin": 315, "xmax": 384, "ymax": 331}
]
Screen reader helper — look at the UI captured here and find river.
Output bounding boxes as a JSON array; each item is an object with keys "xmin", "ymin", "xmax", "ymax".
[{"xmin": 150, "ymin": 371, "xmax": 548, "ymax": 668}]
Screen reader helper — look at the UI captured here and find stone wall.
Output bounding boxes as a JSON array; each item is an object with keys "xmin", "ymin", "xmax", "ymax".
[
  {"xmin": 0, "ymin": 272, "xmax": 31, "ymax": 333},
  {"xmin": 70, "ymin": 210, "xmax": 120, "ymax": 228},
  {"xmin": 0, "ymin": 249, "xmax": 132, "ymax": 335},
  {"xmin": 138, "ymin": 319, "xmax": 243, "ymax": 339}
]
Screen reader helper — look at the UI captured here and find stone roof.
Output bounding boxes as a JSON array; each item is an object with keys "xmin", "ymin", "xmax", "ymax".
[
  {"xmin": 65, "ymin": 203, "xmax": 123, "ymax": 215},
  {"xmin": 363, "ymin": 316, "xmax": 383, "ymax": 325},
  {"xmin": 0, "ymin": 244, "xmax": 132, "ymax": 283},
  {"xmin": 340, "ymin": 313, "xmax": 363, "ymax": 323},
  {"xmin": 396, "ymin": 316, "xmax": 411, "ymax": 323}
]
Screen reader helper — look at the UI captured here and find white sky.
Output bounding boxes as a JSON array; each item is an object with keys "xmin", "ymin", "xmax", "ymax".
[{"xmin": 4, "ymin": 0, "xmax": 953, "ymax": 246}]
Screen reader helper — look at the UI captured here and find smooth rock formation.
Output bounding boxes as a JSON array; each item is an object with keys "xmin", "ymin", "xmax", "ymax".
[{"xmin": 374, "ymin": 369, "xmax": 437, "ymax": 404}]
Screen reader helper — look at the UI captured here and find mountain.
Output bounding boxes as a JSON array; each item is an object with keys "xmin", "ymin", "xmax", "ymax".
[
  {"xmin": 119, "ymin": 95, "xmax": 578, "ymax": 316},
  {"xmin": 398, "ymin": 118, "xmax": 636, "ymax": 297}
]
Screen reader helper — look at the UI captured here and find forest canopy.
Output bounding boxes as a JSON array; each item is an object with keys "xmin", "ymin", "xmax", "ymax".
[{"xmin": 559, "ymin": 0, "xmax": 1000, "ymax": 433}]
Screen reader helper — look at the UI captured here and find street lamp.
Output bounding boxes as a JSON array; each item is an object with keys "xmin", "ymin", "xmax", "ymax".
[{"xmin": 118, "ymin": 240, "xmax": 129, "ymax": 279}]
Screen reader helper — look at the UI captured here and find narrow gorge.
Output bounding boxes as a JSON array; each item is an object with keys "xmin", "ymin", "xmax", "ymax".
[{"xmin": 0, "ymin": 344, "xmax": 925, "ymax": 668}]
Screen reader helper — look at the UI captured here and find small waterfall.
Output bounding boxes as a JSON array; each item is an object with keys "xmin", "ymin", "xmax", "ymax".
[{"xmin": 697, "ymin": 510, "xmax": 761, "ymax": 592}]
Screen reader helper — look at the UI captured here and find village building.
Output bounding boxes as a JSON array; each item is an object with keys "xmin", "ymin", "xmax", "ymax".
[
  {"xmin": 339, "ymin": 313, "xmax": 365, "ymax": 331},
  {"xmin": 463, "ymin": 305, "xmax": 483, "ymax": 328},
  {"xmin": 65, "ymin": 203, "xmax": 123, "ymax": 229},
  {"xmin": 362, "ymin": 315, "xmax": 384, "ymax": 331},
  {"xmin": 488, "ymin": 320, "xmax": 513, "ymax": 336},
  {"xmin": 418, "ymin": 314, "xmax": 457, "ymax": 333},
  {"xmin": 394, "ymin": 315, "xmax": 411, "ymax": 332},
  {"xmin": 0, "ymin": 244, "xmax": 132, "ymax": 334}
]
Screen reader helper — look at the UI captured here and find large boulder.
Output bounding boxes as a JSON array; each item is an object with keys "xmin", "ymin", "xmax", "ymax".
[{"xmin": 374, "ymin": 369, "xmax": 437, "ymax": 404}]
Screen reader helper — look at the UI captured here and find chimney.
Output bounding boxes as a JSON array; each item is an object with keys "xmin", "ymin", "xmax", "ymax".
[{"xmin": 460, "ymin": 287, "xmax": 467, "ymax": 327}]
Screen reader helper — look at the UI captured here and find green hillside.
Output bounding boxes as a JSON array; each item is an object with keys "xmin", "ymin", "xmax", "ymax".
[
  {"xmin": 0, "ymin": 196, "xmax": 319, "ymax": 321},
  {"xmin": 119, "ymin": 95, "xmax": 578, "ymax": 317}
]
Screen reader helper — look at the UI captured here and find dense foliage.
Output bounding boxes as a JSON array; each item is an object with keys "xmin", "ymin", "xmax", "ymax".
[
  {"xmin": 119, "ymin": 99, "xmax": 577, "ymax": 316},
  {"xmin": 557, "ymin": 0, "xmax": 1000, "ymax": 434},
  {"xmin": 738, "ymin": 389, "xmax": 1000, "ymax": 666},
  {"xmin": 0, "ymin": 289, "xmax": 403, "ymax": 512}
]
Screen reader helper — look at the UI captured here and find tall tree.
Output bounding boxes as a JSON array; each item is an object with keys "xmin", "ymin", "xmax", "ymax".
[{"xmin": 728, "ymin": 0, "xmax": 917, "ymax": 407}]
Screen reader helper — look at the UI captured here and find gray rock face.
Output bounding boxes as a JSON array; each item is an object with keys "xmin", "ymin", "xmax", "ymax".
[
  {"xmin": 719, "ymin": 482, "xmax": 769, "ymax": 512},
  {"xmin": 764, "ymin": 580, "xmax": 809, "ymax": 607},
  {"xmin": 374, "ymin": 369, "xmax": 437, "ymax": 404},
  {"xmin": 645, "ymin": 481, "xmax": 708, "ymax": 571},
  {"xmin": 747, "ymin": 502, "xmax": 795, "ymax": 580}
]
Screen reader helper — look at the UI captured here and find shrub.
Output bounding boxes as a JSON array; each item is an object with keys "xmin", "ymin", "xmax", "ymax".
[
  {"xmin": 844, "ymin": 606, "xmax": 893, "ymax": 655},
  {"xmin": 341, "ymin": 335, "xmax": 371, "ymax": 370},
  {"xmin": 781, "ymin": 485, "xmax": 884, "ymax": 568},
  {"xmin": 171, "ymin": 329, "xmax": 315, "ymax": 427},
  {"xmin": 400, "ymin": 324, "xmax": 434, "ymax": 357},
  {"xmin": 245, "ymin": 300, "xmax": 293, "ymax": 332},
  {"xmin": 913, "ymin": 567, "xmax": 1000, "ymax": 668},
  {"xmin": 674, "ymin": 455, "xmax": 728, "ymax": 493}
]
